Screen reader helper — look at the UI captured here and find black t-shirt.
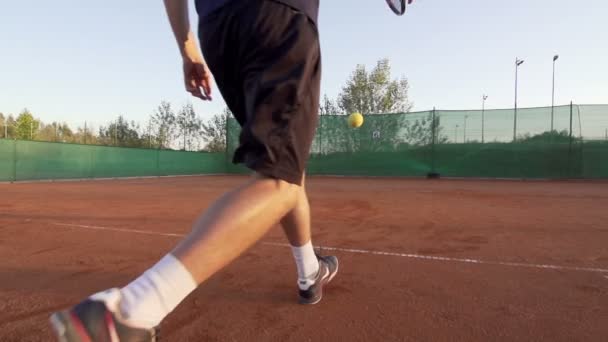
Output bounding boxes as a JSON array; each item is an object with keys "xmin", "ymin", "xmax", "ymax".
[{"xmin": 195, "ymin": 0, "xmax": 319, "ymax": 24}]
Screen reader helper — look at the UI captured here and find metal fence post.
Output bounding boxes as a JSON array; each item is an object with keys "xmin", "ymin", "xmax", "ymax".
[
  {"xmin": 156, "ymin": 148, "xmax": 161, "ymax": 176},
  {"xmin": 431, "ymin": 107, "xmax": 436, "ymax": 175},
  {"xmin": 89, "ymin": 144, "xmax": 94, "ymax": 179},
  {"xmin": 577, "ymin": 104, "xmax": 584, "ymax": 178},
  {"xmin": 320, "ymin": 116, "xmax": 323, "ymax": 155},
  {"xmin": 12, "ymin": 140, "xmax": 17, "ymax": 182},
  {"xmin": 568, "ymin": 101, "xmax": 573, "ymax": 177},
  {"xmin": 225, "ymin": 118, "xmax": 230, "ymax": 173}
]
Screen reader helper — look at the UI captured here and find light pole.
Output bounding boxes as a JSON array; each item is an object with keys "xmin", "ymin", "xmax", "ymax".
[
  {"xmin": 482, "ymin": 95, "xmax": 488, "ymax": 143},
  {"xmin": 455, "ymin": 124, "xmax": 459, "ymax": 143},
  {"xmin": 551, "ymin": 54, "xmax": 559, "ymax": 132},
  {"xmin": 513, "ymin": 58, "xmax": 525, "ymax": 141}
]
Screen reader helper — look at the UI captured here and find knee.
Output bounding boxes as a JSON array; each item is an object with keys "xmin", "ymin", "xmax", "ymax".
[
  {"xmin": 273, "ymin": 178, "xmax": 301, "ymax": 197},
  {"xmin": 254, "ymin": 173, "xmax": 301, "ymax": 192},
  {"xmin": 252, "ymin": 172, "xmax": 306, "ymax": 188}
]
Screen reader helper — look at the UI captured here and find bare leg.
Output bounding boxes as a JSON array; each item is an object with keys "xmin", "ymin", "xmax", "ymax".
[
  {"xmin": 172, "ymin": 174, "xmax": 301, "ymax": 284},
  {"xmin": 50, "ymin": 173, "xmax": 336, "ymax": 338},
  {"xmin": 280, "ymin": 175, "xmax": 311, "ymax": 247},
  {"xmin": 279, "ymin": 174, "xmax": 321, "ymax": 291},
  {"xmin": 49, "ymin": 175, "xmax": 306, "ymax": 333}
]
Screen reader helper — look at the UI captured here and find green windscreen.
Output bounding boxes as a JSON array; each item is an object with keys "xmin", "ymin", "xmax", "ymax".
[
  {"xmin": 307, "ymin": 112, "xmax": 433, "ymax": 176},
  {"xmin": 432, "ymin": 106, "xmax": 583, "ymax": 178},
  {"xmin": 3, "ymin": 104, "xmax": 607, "ymax": 182},
  {"xmin": 90, "ymin": 145, "xmax": 158, "ymax": 178},
  {"xmin": 159, "ymin": 150, "xmax": 226, "ymax": 175},
  {"xmin": 579, "ymin": 105, "xmax": 608, "ymax": 178},
  {"xmin": 0, "ymin": 139, "xmax": 16, "ymax": 181},
  {"xmin": 226, "ymin": 104, "xmax": 607, "ymax": 179},
  {"xmin": 16, "ymin": 140, "xmax": 94, "ymax": 180},
  {"xmin": 2, "ymin": 140, "xmax": 226, "ymax": 182}
]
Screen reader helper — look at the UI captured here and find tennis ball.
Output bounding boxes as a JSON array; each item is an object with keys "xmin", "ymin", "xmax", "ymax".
[{"xmin": 348, "ymin": 112, "xmax": 364, "ymax": 128}]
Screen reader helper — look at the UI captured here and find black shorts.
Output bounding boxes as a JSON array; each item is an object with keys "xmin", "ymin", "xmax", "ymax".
[{"xmin": 199, "ymin": 0, "xmax": 321, "ymax": 185}]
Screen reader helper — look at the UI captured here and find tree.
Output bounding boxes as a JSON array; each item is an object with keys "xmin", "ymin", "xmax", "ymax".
[
  {"xmin": 319, "ymin": 95, "xmax": 341, "ymax": 116},
  {"xmin": 401, "ymin": 113, "xmax": 449, "ymax": 146},
  {"xmin": 35, "ymin": 122, "xmax": 75, "ymax": 143},
  {"xmin": 176, "ymin": 103, "xmax": 202, "ymax": 151},
  {"xmin": 140, "ymin": 119, "xmax": 157, "ymax": 149},
  {"xmin": 0, "ymin": 113, "xmax": 6, "ymax": 138},
  {"xmin": 98, "ymin": 116, "xmax": 143, "ymax": 147},
  {"xmin": 323, "ymin": 59, "xmax": 415, "ymax": 153},
  {"xmin": 315, "ymin": 95, "xmax": 345, "ymax": 153},
  {"xmin": 4, "ymin": 114, "xmax": 16, "ymax": 139},
  {"xmin": 337, "ymin": 58, "xmax": 413, "ymax": 115},
  {"xmin": 151, "ymin": 101, "xmax": 177, "ymax": 149},
  {"xmin": 15, "ymin": 109, "xmax": 40, "ymax": 140},
  {"xmin": 36, "ymin": 123, "xmax": 55, "ymax": 142},
  {"xmin": 518, "ymin": 129, "xmax": 577, "ymax": 143},
  {"xmin": 37, "ymin": 122, "xmax": 58, "ymax": 142},
  {"xmin": 73, "ymin": 123, "xmax": 96, "ymax": 144},
  {"xmin": 201, "ymin": 108, "xmax": 229, "ymax": 152}
]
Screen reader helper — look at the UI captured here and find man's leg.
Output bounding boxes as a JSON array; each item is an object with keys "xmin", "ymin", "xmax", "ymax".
[
  {"xmin": 281, "ymin": 175, "xmax": 339, "ymax": 304},
  {"xmin": 50, "ymin": 175, "xmax": 303, "ymax": 340},
  {"xmin": 281, "ymin": 175, "xmax": 312, "ymax": 246},
  {"xmin": 119, "ymin": 174, "xmax": 305, "ymax": 326},
  {"xmin": 281, "ymin": 176, "xmax": 319, "ymax": 285},
  {"xmin": 50, "ymin": 0, "xmax": 333, "ymax": 340},
  {"xmin": 171, "ymin": 175, "xmax": 299, "ymax": 284}
]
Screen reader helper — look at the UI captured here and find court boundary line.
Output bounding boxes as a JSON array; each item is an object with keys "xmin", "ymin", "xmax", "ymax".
[
  {"xmin": 51, "ymin": 222, "xmax": 608, "ymax": 274},
  {"xmin": 0, "ymin": 173, "xmax": 227, "ymax": 184},
  {"xmin": 4, "ymin": 174, "xmax": 607, "ymax": 185}
]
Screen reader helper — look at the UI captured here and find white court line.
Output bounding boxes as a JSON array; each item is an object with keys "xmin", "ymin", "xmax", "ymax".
[
  {"xmin": 51, "ymin": 222, "xmax": 608, "ymax": 274},
  {"xmin": 1, "ymin": 173, "xmax": 228, "ymax": 184},
  {"xmin": 52, "ymin": 223, "xmax": 184, "ymax": 238}
]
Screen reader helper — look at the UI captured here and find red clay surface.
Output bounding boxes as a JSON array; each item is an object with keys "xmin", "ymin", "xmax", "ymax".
[{"xmin": 1, "ymin": 175, "xmax": 607, "ymax": 341}]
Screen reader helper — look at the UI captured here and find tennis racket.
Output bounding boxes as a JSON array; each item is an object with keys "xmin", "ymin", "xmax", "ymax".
[{"xmin": 386, "ymin": 0, "xmax": 413, "ymax": 16}]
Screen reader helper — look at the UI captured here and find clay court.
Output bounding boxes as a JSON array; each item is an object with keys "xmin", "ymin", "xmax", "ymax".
[{"xmin": 0, "ymin": 175, "xmax": 607, "ymax": 341}]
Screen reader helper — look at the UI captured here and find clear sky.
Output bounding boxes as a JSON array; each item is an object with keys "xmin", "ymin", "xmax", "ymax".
[{"xmin": 1, "ymin": 0, "xmax": 607, "ymax": 130}]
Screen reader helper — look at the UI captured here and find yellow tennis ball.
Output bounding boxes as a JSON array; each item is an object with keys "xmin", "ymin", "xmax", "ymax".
[{"xmin": 348, "ymin": 112, "xmax": 364, "ymax": 128}]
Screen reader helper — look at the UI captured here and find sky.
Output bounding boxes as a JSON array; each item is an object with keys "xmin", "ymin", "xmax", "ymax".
[{"xmin": 1, "ymin": 0, "xmax": 607, "ymax": 131}]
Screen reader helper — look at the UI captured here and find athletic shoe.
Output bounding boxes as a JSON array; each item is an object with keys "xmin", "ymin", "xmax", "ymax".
[
  {"xmin": 49, "ymin": 288, "xmax": 158, "ymax": 342},
  {"xmin": 298, "ymin": 254, "xmax": 339, "ymax": 305}
]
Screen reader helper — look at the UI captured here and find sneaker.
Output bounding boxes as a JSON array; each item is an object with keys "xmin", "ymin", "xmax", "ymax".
[
  {"xmin": 49, "ymin": 289, "xmax": 158, "ymax": 342},
  {"xmin": 298, "ymin": 254, "xmax": 339, "ymax": 305}
]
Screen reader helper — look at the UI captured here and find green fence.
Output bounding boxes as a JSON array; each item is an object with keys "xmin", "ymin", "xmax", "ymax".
[
  {"xmin": 3, "ymin": 104, "xmax": 607, "ymax": 182},
  {"xmin": 0, "ymin": 139, "xmax": 226, "ymax": 182},
  {"xmin": 228, "ymin": 104, "xmax": 608, "ymax": 179}
]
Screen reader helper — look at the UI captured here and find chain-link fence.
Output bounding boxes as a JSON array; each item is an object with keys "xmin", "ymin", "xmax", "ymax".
[
  {"xmin": 4, "ymin": 104, "xmax": 607, "ymax": 182},
  {"xmin": 0, "ymin": 139, "xmax": 225, "ymax": 182},
  {"xmin": 227, "ymin": 103, "xmax": 608, "ymax": 179}
]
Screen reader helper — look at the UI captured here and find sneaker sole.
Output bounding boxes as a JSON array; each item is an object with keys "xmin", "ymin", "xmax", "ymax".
[
  {"xmin": 300, "ymin": 258, "xmax": 339, "ymax": 305},
  {"xmin": 49, "ymin": 311, "xmax": 87, "ymax": 342}
]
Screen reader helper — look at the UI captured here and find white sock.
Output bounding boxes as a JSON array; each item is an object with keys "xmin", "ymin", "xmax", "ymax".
[
  {"xmin": 118, "ymin": 254, "xmax": 197, "ymax": 329},
  {"xmin": 290, "ymin": 241, "xmax": 319, "ymax": 290}
]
